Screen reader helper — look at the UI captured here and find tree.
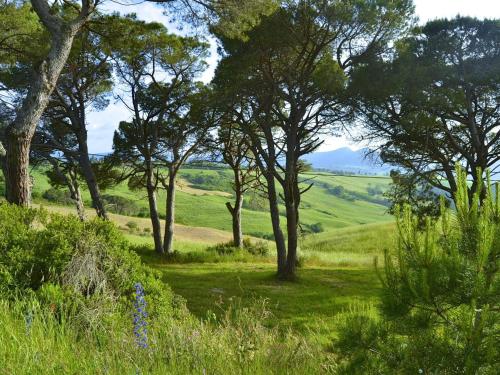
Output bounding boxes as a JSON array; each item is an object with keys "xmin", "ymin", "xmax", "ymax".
[
  {"xmin": 157, "ymin": 89, "xmax": 213, "ymax": 254},
  {"xmin": 336, "ymin": 166, "xmax": 499, "ymax": 373},
  {"xmin": 111, "ymin": 18, "xmax": 208, "ymax": 254},
  {"xmin": 214, "ymin": 0, "xmax": 413, "ymax": 279},
  {"xmin": 384, "ymin": 170, "xmax": 445, "ymax": 226},
  {"xmin": 38, "ymin": 15, "xmax": 115, "ymax": 219},
  {"xmin": 217, "ymin": 121, "xmax": 260, "ymax": 248},
  {"xmin": 353, "ymin": 17, "xmax": 500, "ymax": 205},
  {"xmin": 2, "ymin": 0, "xmax": 99, "ymax": 206},
  {"xmin": 31, "ymin": 116, "xmax": 88, "ymax": 220}
]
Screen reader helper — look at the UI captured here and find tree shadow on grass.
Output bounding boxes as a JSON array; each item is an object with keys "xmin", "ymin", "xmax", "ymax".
[{"xmin": 157, "ymin": 263, "xmax": 382, "ymax": 339}]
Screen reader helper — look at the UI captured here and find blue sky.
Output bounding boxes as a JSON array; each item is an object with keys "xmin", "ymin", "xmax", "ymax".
[{"xmin": 86, "ymin": 0, "xmax": 500, "ymax": 154}]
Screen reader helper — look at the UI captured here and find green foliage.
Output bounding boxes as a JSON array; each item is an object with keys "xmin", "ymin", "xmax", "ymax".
[
  {"xmin": 385, "ymin": 170, "xmax": 445, "ymax": 225},
  {"xmin": 183, "ymin": 170, "xmax": 232, "ymax": 192},
  {"xmin": 0, "ymin": 204, "xmax": 175, "ymax": 320},
  {"xmin": 42, "ymin": 187, "xmax": 75, "ymax": 206},
  {"xmin": 206, "ymin": 238, "xmax": 269, "ymax": 257},
  {"xmin": 335, "ymin": 166, "xmax": 499, "ymax": 374},
  {"xmin": 100, "ymin": 194, "xmax": 143, "ymax": 216}
]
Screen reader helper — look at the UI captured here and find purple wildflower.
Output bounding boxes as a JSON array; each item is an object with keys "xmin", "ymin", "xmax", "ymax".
[
  {"xmin": 24, "ymin": 310, "xmax": 33, "ymax": 335},
  {"xmin": 133, "ymin": 282, "xmax": 148, "ymax": 349}
]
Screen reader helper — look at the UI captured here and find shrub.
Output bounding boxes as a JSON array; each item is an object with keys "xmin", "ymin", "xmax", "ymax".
[
  {"xmin": 42, "ymin": 188, "xmax": 74, "ymax": 205},
  {"xmin": 335, "ymin": 166, "xmax": 499, "ymax": 374},
  {"xmin": 126, "ymin": 221, "xmax": 139, "ymax": 231},
  {"xmin": 243, "ymin": 238, "xmax": 269, "ymax": 256},
  {"xmin": 206, "ymin": 239, "xmax": 269, "ymax": 257},
  {"xmin": 0, "ymin": 203, "xmax": 176, "ymax": 322},
  {"xmin": 100, "ymin": 194, "xmax": 141, "ymax": 216}
]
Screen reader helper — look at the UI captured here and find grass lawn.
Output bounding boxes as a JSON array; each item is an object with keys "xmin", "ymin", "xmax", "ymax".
[
  {"xmin": 154, "ymin": 262, "xmax": 381, "ymax": 343},
  {"xmin": 133, "ymin": 222, "xmax": 394, "ymax": 344}
]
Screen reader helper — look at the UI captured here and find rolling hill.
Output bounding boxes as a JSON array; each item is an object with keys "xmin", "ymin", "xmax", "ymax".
[
  {"xmin": 20, "ymin": 166, "xmax": 394, "ymax": 243},
  {"xmin": 303, "ymin": 147, "xmax": 393, "ymax": 174}
]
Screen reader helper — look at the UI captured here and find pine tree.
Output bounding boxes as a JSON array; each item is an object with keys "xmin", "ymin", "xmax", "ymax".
[{"xmin": 336, "ymin": 165, "xmax": 499, "ymax": 374}]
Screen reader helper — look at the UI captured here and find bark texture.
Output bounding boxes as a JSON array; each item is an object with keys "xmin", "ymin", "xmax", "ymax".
[
  {"xmin": 146, "ymin": 165, "xmax": 163, "ymax": 254},
  {"xmin": 163, "ymin": 169, "xmax": 176, "ymax": 254},
  {"xmin": 5, "ymin": 0, "xmax": 95, "ymax": 206}
]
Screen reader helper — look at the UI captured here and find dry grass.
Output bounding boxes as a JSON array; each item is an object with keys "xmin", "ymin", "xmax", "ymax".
[
  {"xmin": 176, "ymin": 178, "xmax": 232, "ymax": 197},
  {"xmin": 35, "ymin": 203, "xmax": 242, "ymax": 245}
]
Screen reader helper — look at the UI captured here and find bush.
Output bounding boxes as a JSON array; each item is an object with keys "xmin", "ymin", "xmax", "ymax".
[
  {"xmin": 42, "ymin": 188, "xmax": 74, "ymax": 205},
  {"xmin": 335, "ymin": 166, "xmax": 499, "ymax": 374},
  {"xmin": 243, "ymin": 238, "xmax": 269, "ymax": 256},
  {"xmin": 100, "ymin": 194, "xmax": 141, "ymax": 216},
  {"xmin": 207, "ymin": 239, "xmax": 269, "ymax": 257},
  {"xmin": 0, "ymin": 203, "xmax": 176, "ymax": 321}
]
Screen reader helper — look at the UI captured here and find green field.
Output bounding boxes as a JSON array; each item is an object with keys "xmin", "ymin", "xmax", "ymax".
[
  {"xmin": 7, "ymin": 167, "xmax": 396, "ymax": 343},
  {"xmin": 29, "ymin": 166, "xmax": 393, "ymax": 239}
]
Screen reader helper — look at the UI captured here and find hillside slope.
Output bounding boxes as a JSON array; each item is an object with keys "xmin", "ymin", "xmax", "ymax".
[{"xmin": 19, "ymin": 166, "xmax": 393, "ymax": 239}]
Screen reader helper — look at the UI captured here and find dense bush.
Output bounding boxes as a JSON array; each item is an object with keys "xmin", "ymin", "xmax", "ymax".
[
  {"xmin": 0, "ymin": 204, "xmax": 330, "ymax": 373},
  {"xmin": 42, "ymin": 187, "xmax": 75, "ymax": 206},
  {"xmin": 0, "ymin": 203, "xmax": 177, "ymax": 321},
  {"xmin": 182, "ymin": 171, "xmax": 232, "ymax": 192},
  {"xmin": 335, "ymin": 167, "xmax": 499, "ymax": 374},
  {"xmin": 301, "ymin": 222, "xmax": 324, "ymax": 235},
  {"xmin": 207, "ymin": 239, "xmax": 269, "ymax": 257},
  {"xmin": 100, "ymin": 194, "xmax": 142, "ymax": 216}
]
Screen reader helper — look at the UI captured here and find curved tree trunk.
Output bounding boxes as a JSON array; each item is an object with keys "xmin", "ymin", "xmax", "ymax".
[
  {"xmin": 146, "ymin": 167, "xmax": 163, "ymax": 254},
  {"xmin": 163, "ymin": 169, "xmax": 176, "ymax": 254},
  {"xmin": 5, "ymin": 9, "xmax": 82, "ymax": 206},
  {"xmin": 67, "ymin": 170, "xmax": 86, "ymax": 221},
  {"xmin": 76, "ymin": 128, "xmax": 108, "ymax": 220}
]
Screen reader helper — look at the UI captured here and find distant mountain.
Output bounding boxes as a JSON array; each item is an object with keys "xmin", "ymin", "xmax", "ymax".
[{"xmin": 303, "ymin": 147, "xmax": 393, "ymax": 175}]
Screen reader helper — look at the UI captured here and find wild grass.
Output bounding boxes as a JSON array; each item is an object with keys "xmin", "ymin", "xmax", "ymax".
[{"xmin": 0, "ymin": 297, "xmax": 333, "ymax": 374}]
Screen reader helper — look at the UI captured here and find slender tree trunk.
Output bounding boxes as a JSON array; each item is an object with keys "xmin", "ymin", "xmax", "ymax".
[
  {"xmin": 282, "ymin": 130, "xmax": 300, "ymax": 279},
  {"xmin": 146, "ymin": 167, "xmax": 163, "ymax": 254},
  {"xmin": 265, "ymin": 172, "xmax": 287, "ymax": 275},
  {"xmin": 70, "ymin": 184, "xmax": 86, "ymax": 221},
  {"xmin": 0, "ymin": 141, "xmax": 6, "ymax": 198},
  {"xmin": 283, "ymin": 186, "xmax": 298, "ymax": 279},
  {"xmin": 74, "ymin": 186, "xmax": 85, "ymax": 221},
  {"xmin": 77, "ymin": 128, "xmax": 108, "ymax": 219},
  {"xmin": 66, "ymin": 171, "xmax": 86, "ymax": 221},
  {"xmin": 5, "ymin": 20, "xmax": 79, "ymax": 206},
  {"xmin": 226, "ymin": 188, "xmax": 243, "ymax": 248},
  {"xmin": 163, "ymin": 169, "xmax": 176, "ymax": 254}
]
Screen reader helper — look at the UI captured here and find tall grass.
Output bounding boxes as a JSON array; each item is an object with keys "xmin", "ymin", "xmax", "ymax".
[{"xmin": 0, "ymin": 298, "xmax": 333, "ymax": 374}]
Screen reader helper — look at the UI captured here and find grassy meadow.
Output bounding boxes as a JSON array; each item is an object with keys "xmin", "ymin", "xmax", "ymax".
[
  {"xmin": 22, "ymin": 166, "xmax": 396, "ymax": 340},
  {"xmin": 1, "ymin": 166, "xmax": 396, "ymax": 373}
]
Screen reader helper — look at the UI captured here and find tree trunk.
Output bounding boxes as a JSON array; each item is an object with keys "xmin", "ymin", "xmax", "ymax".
[
  {"xmin": 284, "ymin": 188, "xmax": 298, "ymax": 279},
  {"xmin": 265, "ymin": 172, "xmax": 287, "ymax": 275},
  {"xmin": 226, "ymin": 189, "xmax": 243, "ymax": 248},
  {"xmin": 282, "ymin": 131, "xmax": 300, "ymax": 280},
  {"xmin": 0, "ymin": 141, "xmax": 6, "ymax": 198},
  {"xmin": 4, "ymin": 131, "xmax": 32, "ymax": 205},
  {"xmin": 73, "ymin": 185, "xmax": 86, "ymax": 221},
  {"xmin": 146, "ymin": 167, "xmax": 163, "ymax": 254},
  {"xmin": 5, "ymin": 20, "xmax": 79, "ymax": 206},
  {"xmin": 67, "ymin": 171, "xmax": 86, "ymax": 221},
  {"xmin": 77, "ymin": 128, "xmax": 108, "ymax": 220},
  {"xmin": 163, "ymin": 169, "xmax": 176, "ymax": 254}
]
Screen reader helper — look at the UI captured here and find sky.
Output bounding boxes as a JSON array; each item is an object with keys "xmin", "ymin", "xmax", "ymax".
[{"xmin": 86, "ymin": 0, "xmax": 500, "ymax": 154}]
